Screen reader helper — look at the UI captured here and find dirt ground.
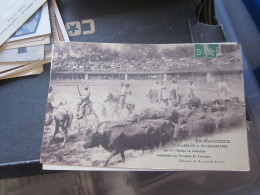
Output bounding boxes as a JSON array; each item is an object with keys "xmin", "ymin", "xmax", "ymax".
[{"xmin": 41, "ymin": 79, "xmax": 244, "ymax": 167}]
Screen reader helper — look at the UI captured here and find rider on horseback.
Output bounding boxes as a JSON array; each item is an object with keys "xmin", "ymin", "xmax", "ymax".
[
  {"xmin": 187, "ymin": 81, "xmax": 196, "ymax": 100},
  {"xmin": 149, "ymin": 81, "xmax": 161, "ymax": 103},
  {"xmin": 117, "ymin": 82, "xmax": 126, "ymax": 112},
  {"xmin": 77, "ymin": 85, "xmax": 92, "ymax": 119},
  {"xmin": 218, "ymin": 81, "xmax": 229, "ymax": 99},
  {"xmin": 160, "ymin": 81, "xmax": 170, "ymax": 106},
  {"xmin": 170, "ymin": 79, "xmax": 179, "ymax": 101}
]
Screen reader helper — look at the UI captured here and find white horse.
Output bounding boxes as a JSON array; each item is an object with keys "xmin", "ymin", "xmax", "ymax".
[{"xmin": 76, "ymin": 99, "xmax": 107, "ymax": 131}]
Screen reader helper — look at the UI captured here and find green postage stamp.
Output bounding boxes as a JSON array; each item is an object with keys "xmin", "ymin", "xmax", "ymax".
[{"xmin": 195, "ymin": 44, "xmax": 220, "ymax": 58}]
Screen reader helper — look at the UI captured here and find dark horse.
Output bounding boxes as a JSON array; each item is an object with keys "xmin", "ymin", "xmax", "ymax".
[
  {"xmin": 147, "ymin": 89, "xmax": 182, "ymax": 107},
  {"xmin": 147, "ymin": 89, "xmax": 159, "ymax": 103},
  {"xmin": 104, "ymin": 92, "xmax": 135, "ymax": 118},
  {"xmin": 49, "ymin": 107, "xmax": 73, "ymax": 146}
]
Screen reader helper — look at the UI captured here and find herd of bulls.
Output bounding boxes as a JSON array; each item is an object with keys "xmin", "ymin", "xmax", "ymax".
[{"xmin": 83, "ymin": 96, "xmax": 245, "ymax": 166}]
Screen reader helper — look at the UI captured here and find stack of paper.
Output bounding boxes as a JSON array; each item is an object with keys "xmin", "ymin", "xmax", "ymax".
[{"xmin": 0, "ymin": 0, "xmax": 63, "ymax": 80}]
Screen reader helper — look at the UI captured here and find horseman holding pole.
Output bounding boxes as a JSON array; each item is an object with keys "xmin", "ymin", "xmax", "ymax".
[
  {"xmin": 77, "ymin": 84, "xmax": 92, "ymax": 119},
  {"xmin": 117, "ymin": 82, "xmax": 126, "ymax": 112}
]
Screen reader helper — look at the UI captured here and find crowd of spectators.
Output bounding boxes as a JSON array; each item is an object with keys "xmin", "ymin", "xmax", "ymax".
[
  {"xmin": 52, "ymin": 57, "xmax": 188, "ymax": 73},
  {"xmin": 52, "ymin": 47, "xmax": 241, "ymax": 73}
]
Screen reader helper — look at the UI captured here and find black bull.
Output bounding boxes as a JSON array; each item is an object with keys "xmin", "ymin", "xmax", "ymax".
[
  {"xmin": 173, "ymin": 118, "xmax": 217, "ymax": 140},
  {"xmin": 83, "ymin": 119, "xmax": 175, "ymax": 166}
]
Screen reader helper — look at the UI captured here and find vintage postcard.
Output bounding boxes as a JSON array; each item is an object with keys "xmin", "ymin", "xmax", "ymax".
[
  {"xmin": 50, "ymin": 0, "xmax": 70, "ymax": 41},
  {"xmin": 1, "ymin": 65, "xmax": 43, "ymax": 80},
  {"xmin": 0, "ymin": 45, "xmax": 44, "ymax": 62},
  {"xmin": 0, "ymin": 62, "xmax": 27, "ymax": 73},
  {"xmin": 1, "ymin": 34, "xmax": 50, "ymax": 50},
  {"xmin": 0, "ymin": 57, "xmax": 49, "ymax": 79},
  {"xmin": 41, "ymin": 42, "xmax": 249, "ymax": 171},
  {"xmin": 0, "ymin": 50, "xmax": 50, "ymax": 73},
  {"xmin": 0, "ymin": 0, "xmax": 46, "ymax": 46},
  {"xmin": 7, "ymin": 3, "xmax": 51, "ymax": 42}
]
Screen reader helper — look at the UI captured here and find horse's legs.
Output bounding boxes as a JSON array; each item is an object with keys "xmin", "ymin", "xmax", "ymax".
[
  {"xmin": 104, "ymin": 150, "xmax": 119, "ymax": 167},
  {"xmin": 92, "ymin": 110, "xmax": 99, "ymax": 125},
  {"xmin": 119, "ymin": 96, "xmax": 125, "ymax": 112},
  {"xmin": 111, "ymin": 109, "xmax": 115, "ymax": 120},
  {"xmin": 127, "ymin": 105, "xmax": 131, "ymax": 117},
  {"xmin": 127, "ymin": 104, "xmax": 135, "ymax": 117},
  {"xmin": 77, "ymin": 118, "xmax": 81, "ymax": 131},
  {"xmin": 52, "ymin": 119, "xmax": 60, "ymax": 140},
  {"xmin": 78, "ymin": 102, "xmax": 87, "ymax": 119},
  {"xmin": 60, "ymin": 124, "xmax": 67, "ymax": 146},
  {"xmin": 66, "ymin": 111, "xmax": 73, "ymax": 130},
  {"xmin": 115, "ymin": 110, "xmax": 120, "ymax": 120},
  {"xmin": 120, "ymin": 151, "xmax": 125, "ymax": 162},
  {"xmin": 77, "ymin": 100, "xmax": 83, "ymax": 118}
]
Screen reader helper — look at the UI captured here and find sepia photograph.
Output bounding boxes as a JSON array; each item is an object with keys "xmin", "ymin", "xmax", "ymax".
[{"xmin": 41, "ymin": 42, "xmax": 248, "ymax": 170}]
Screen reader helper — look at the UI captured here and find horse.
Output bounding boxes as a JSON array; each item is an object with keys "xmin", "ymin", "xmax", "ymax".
[
  {"xmin": 147, "ymin": 88, "xmax": 182, "ymax": 108},
  {"xmin": 77, "ymin": 100, "xmax": 107, "ymax": 131},
  {"xmin": 147, "ymin": 89, "xmax": 159, "ymax": 103},
  {"xmin": 104, "ymin": 92, "xmax": 121, "ymax": 120},
  {"xmin": 49, "ymin": 106, "xmax": 74, "ymax": 146},
  {"xmin": 104, "ymin": 92, "xmax": 135, "ymax": 119}
]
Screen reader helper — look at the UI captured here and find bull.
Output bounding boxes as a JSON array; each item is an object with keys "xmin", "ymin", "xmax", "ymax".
[
  {"xmin": 132, "ymin": 107, "xmax": 178, "ymax": 124},
  {"xmin": 95, "ymin": 120, "xmax": 134, "ymax": 134},
  {"xmin": 173, "ymin": 117, "xmax": 217, "ymax": 140},
  {"xmin": 217, "ymin": 112, "xmax": 244, "ymax": 131},
  {"xmin": 83, "ymin": 119, "xmax": 175, "ymax": 166},
  {"xmin": 145, "ymin": 119, "xmax": 175, "ymax": 147}
]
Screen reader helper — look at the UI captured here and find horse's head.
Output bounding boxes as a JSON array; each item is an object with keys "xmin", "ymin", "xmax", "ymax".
[
  {"xmin": 104, "ymin": 92, "xmax": 119, "ymax": 105},
  {"xmin": 147, "ymin": 90, "xmax": 155, "ymax": 103},
  {"xmin": 104, "ymin": 92, "xmax": 113, "ymax": 103}
]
